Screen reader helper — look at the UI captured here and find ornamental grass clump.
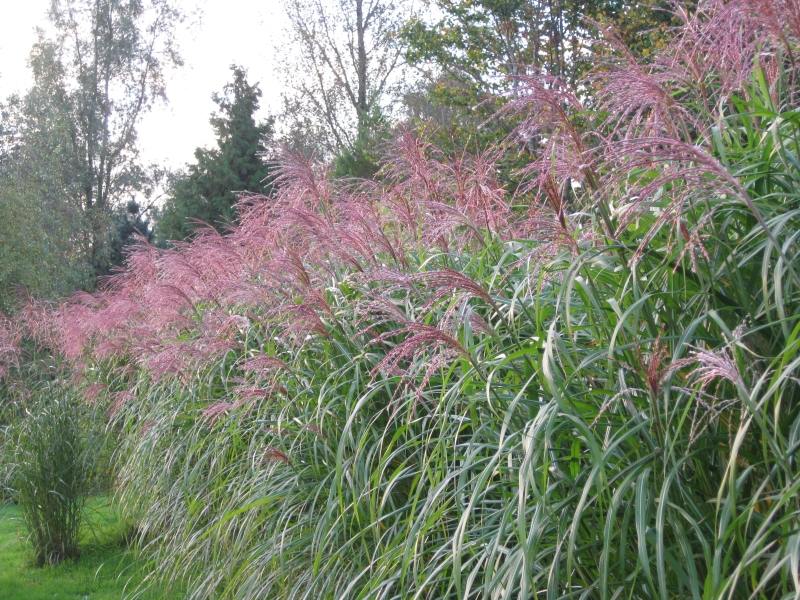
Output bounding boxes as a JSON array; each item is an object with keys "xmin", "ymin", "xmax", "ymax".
[
  {"xmin": 3, "ymin": 0, "xmax": 800, "ymax": 597},
  {"xmin": 4, "ymin": 383, "xmax": 102, "ymax": 566}
]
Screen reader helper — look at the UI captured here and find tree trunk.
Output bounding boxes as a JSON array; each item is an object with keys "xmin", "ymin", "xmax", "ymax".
[{"xmin": 356, "ymin": 0, "xmax": 368, "ymax": 131}]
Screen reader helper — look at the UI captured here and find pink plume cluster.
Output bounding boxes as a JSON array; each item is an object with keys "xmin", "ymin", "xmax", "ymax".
[
  {"xmin": 509, "ymin": 0, "xmax": 799, "ymax": 260},
  {"xmin": 2, "ymin": 0, "xmax": 790, "ymax": 408},
  {"xmin": 0, "ymin": 131, "xmax": 531, "ymax": 407}
]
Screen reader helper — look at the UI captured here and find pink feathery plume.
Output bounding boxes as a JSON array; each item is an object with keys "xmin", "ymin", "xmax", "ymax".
[
  {"xmin": 503, "ymin": 74, "xmax": 588, "ymax": 159},
  {"xmin": 661, "ymin": 0, "xmax": 772, "ymax": 106},
  {"xmin": 592, "ymin": 58, "xmax": 698, "ymax": 140},
  {"xmin": 438, "ymin": 148, "xmax": 511, "ymax": 237},
  {"xmin": 368, "ymin": 320, "xmax": 473, "ymax": 416},
  {"xmin": 83, "ymin": 382, "xmax": 108, "ymax": 403},
  {"xmin": 108, "ymin": 391, "xmax": 137, "ymax": 416},
  {"xmin": 241, "ymin": 355, "xmax": 289, "ymax": 376},
  {"xmin": 754, "ymin": 0, "xmax": 800, "ymax": 49},
  {"xmin": 687, "ymin": 346, "xmax": 746, "ymax": 390},
  {"xmin": 261, "ymin": 447, "xmax": 291, "ymax": 465},
  {"xmin": 413, "ymin": 269, "xmax": 500, "ymax": 316},
  {"xmin": 331, "ymin": 190, "xmax": 407, "ymax": 269},
  {"xmin": 270, "ymin": 145, "xmax": 331, "ymax": 210},
  {"xmin": 599, "ymin": 136, "xmax": 783, "ymax": 267},
  {"xmin": 202, "ymin": 401, "xmax": 233, "ymax": 423}
]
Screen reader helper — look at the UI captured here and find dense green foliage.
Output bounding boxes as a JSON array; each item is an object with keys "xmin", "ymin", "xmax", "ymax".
[
  {"xmin": 109, "ymin": 200, "xmax": 157, "ymax": 268},
  {"xmin": 0, "ymin": 94, "xmax": 92, "ymax": 313},
  {"xmin": 158, "ymin": 66, "xmax": 274, "ymax": 242}
]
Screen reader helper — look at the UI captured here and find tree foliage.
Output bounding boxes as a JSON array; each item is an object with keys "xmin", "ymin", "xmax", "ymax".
[
  {"xmin": 399, "ymin": 0, "xmax": 685, "ymax": 154},
  {"xmin": 0, "ymin": 95, "xmax": 91, "ymax": 313},
  {"xmin": 1, "ymin": 0, "xmax": 184, "ymax": 293},
  {"xmin": 157, "ymin": 66, "xmax": 274, "ymax": 242},
  {"xmin": 110, "ymin": 199, "xmax": 156, "ymax": 267}
]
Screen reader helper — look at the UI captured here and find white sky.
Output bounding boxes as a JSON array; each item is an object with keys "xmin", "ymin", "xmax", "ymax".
[{"xmin": 0, "ymin": 0, "xmax": 287, "ymax": 170}]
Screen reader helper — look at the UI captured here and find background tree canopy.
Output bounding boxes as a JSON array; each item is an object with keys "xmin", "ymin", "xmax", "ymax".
[
  {"xmin": 399, "ymin": 0, "xmax": 685, "ymax": 155},
  {"xmin": 0, "ymin": 94, "xmax": 91, "ymax": 314},
  {"xmin": 0, "ymin": 0, "xmax": 184, "ymax": 310}
]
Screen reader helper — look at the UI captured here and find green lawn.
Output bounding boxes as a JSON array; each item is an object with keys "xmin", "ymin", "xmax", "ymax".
[{"xmin": 0, "ymin": 498, "xmax": 162, "ymax": 599}]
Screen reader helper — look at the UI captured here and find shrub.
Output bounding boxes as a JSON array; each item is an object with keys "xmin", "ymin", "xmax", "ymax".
[{"xmin": 5, "ymin": 383, "xmax": 103, "ymax": 566}]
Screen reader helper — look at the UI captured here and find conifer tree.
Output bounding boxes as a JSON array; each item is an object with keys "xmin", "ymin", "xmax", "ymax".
[{"xmin": 158, "ymin": 66, "xmax": 274, "ymax": 241}]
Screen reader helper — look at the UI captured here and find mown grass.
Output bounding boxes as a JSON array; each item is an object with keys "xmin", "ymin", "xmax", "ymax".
[{"xmin": 0, "ymin": 498, "xmax": 162, "ymax": 600}]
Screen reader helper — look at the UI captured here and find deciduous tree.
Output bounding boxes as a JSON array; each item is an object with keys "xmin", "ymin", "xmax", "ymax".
[
  {"xmin": 9, "ymin": 0, "xmax": 185, "ymax": 282},
  {"xmin": 0, "ymin": 92, "xmax": 90, "ymax": 313},
  {"xmin": 280, "ymin": 0, "xmax": 411, "ymax": 164}
]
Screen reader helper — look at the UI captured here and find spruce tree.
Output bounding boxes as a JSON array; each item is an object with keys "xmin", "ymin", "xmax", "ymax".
[{"xmin": 159, "ymin": 66, "xmax": 274, "ymax": 241}]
